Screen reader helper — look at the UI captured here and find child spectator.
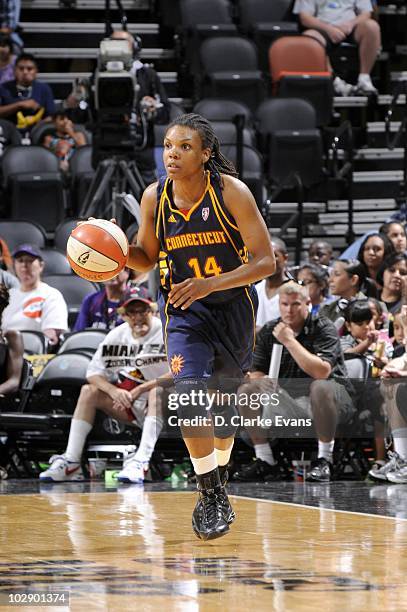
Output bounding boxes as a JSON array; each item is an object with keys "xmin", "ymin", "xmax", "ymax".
[
  {"xmin": 379, "ymin": 221, "xmax": 407, "ymax": 255},
  {"xmin": 0, "ymin": 34, "xmax": 15, "ymax": 86},
  {"xmin": 297, "ymin": 262, "xmax": 330, "ymax": 315},
  {"xmin": 43, "ymin": 111, "xmax": 86, "ymax": 172}
]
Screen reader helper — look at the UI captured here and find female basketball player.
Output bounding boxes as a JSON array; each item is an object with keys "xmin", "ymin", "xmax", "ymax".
[{"xmin": 127, "ymin": 113, "xmax": 275, "ymax": 540}]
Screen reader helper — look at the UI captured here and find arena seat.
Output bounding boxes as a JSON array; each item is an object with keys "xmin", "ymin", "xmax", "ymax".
[
  {"xmin": 221, "ymin": 143, "xmax": 264, "ymax": 208},
  {"xmin": 1, "ymin": 146, "xmax": 66, "ymax": 232},
  {"xmin": 180, "ymin": 0, "xmax": 237, "ymax": 72},
  {"xmin": 20, "ymin": 330, "xmax": 49, "ymax": 355},
  {"xmin": 58, "ymin": 329, "xmax": 107, "ymax": 355},
  {"xmin": 43, "ymin": 274, "xmax": 98, "ymax": 328},
  {"xmin": 194, "ymin": 99, "xmax": 253, "ymax": 125},
  {"xmin": 68, "ymin": 145, "xmax": 95, "ymax": 215},
  {"xmin": 0, "ymin": 219, "xmax": 46, "ymax": 251},
  {"xmin": 199, "ymin": 36, "xmax": 266, "ymax": 111},
  {"xmin": 269, "ymin": 36, "xmax": 333, "ymax": 126},
  {"xmin": 54, "ymin": 218, "xmax": 82, "ymax": 253},
  {"xmin": 238, "ymin": 0, "xmax": 298, "ymax": 70},
  {"xmin": 40, "ymin": 248, "xmax": 72, "ymax": 275}
]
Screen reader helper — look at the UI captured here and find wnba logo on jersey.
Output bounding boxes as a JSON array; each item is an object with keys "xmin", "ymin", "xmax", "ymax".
[{"xmin": 202, "ymin": 207, "xmax": 209, "ymax": 221}]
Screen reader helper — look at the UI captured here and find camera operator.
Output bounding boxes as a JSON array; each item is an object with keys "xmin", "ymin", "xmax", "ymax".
[{"xmin": 109, "ymin": 29, "xmax": 170, "ymax": 185}]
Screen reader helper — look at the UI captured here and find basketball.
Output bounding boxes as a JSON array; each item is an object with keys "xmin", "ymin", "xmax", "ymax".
[{"xmin": 67, "ymin": 219, "xmax": 129, "ymax": 282}]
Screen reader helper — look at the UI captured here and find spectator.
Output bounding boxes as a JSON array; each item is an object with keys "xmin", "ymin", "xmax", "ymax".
[
  {"xmin": 73, "ymin": 270, "xmax": 144, "ymax": 332},
  {"xmin": 42, "ymin": 111, "xmax": 86, "ymax": 172},
  {"xmin": 308, "ymin": 240, "xmax": 333, "ymax": 267},
  {"xmin": 2, "ymin": 244, "xmax": 68, "ymax": 346},
  {"xmin": 379, "ymin": 221, "xmax": 407, "ymax": 255},
  {"xmin": 294, "ymin": 0, "xmax": 381, "ymax": 96},
  {"xmin": 255, "ymin": 236, "xmax": 289, "ymax": 331},
  {"xmin": 0, "ymin": 52, "xmax": 55, "ymax": 130},
  {"xmin": 0, "ymin": 237, "xmax": 12, "ymax": 270},
  {"xmin": 0, "ymin": 238, "xmax": 18, "ymax": 289},
  {"xmin": 320, "ymin": 258, "xmax": 373, "ymax": 323},
  {"xmin": 297, "ymin": 262, "xmax": 330, "ymax": 315},
  {"xmin": 0, "ymin": 0, "xmax": 22, "ymax": 50},
  {"xmin": 357, "ymin": 232, "xmax": 395, "ymax": 288},
  {"xmin": 368, "ymin": 297, "xmax": 389, "ymax": 331},
  {"xmin": 377, "ymin": 253, "xmax": 407, "ymax": 315},
  {"xmin": 392, "ymin": 307, "xmax": 406, "ymax": 358},
  {"xmin": 0, "ymin": 34, "xmax": 14, "ymax": 85},
  {"xmin": 233, "ymin": 281, "xmax": 355, "ymax": 483},
  {"xmin": 0, "ymin": 282, "xmax": 23, "ymax": 397},
  {"xmin": 370, "ymin": 346, "xmax": 407, "ymax": 483},
  {"xmin": 39, "ymin": 292, "xmax": 170, "ymax": 484}
]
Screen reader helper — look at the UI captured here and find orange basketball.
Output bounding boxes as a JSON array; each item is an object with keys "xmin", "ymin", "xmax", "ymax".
[{"xmin": 67, "ymin": 219, "xmax": 129, "ymax": 282}]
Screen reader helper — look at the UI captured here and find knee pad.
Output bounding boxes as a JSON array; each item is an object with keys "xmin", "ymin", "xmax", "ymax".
[{"xmin": 173, "ymin": 379, "xmax": 210, "ymax": 420}]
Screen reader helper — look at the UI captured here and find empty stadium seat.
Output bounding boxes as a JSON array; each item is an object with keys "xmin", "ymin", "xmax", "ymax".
[
  {"xmin": 0, "ymin": 119, "xmax": 22, "ymax": 159},
  {"xmin": 269, "ymin": 36, "xmax": 333, "ymax": 126},
  {"xmin": 43, "ymin": 275, "xmax": 98, "ymax": 328},
  {"xmin": 210, "ymin": 121, "xmax": 255, "ymax": 146},
  {"xmin": 58, "ymin": 329, "xmax": 107, "ymax": 354},
  {"xmin": 0, "ymin": 220, "xmax": 46, "ymax": 251},
  {"xmin": 238, "ymin": 0, "xmax": 298, "ymax": 70},
  {"xmin": 20, "ymin": 330, "xmax": 49, "ymax": 355},
  {"xmin": 68, "ymin": 145, "xmax": 95, "ymax": 215},
  {"xmin": 54, "ymin": 218, "xmax": 82, "ymax": 253},
  {"xmin": 40, "ymin": 248, "xmax": 72, "ymax": 275},
  {"xmin": 194, "ymin": 98, "xmax": 253, "ymax": 124},
  {"xmin": 28, "ymin": 351, "xmax": 92, "ymax": 414},
  {"xmin": 199, "ymin": 36, "xmax": 266, "ymax": 111},
  {"xmin": 180, "ymin": 0, "xmax": 237, "ymax": 72},
  {"xmin": 1, "ymin": 146, "xmax": 67, "ymax": 232},
  {"xmin": 221, "ymin": 143, "xmax": 265, "ymax": 208}
]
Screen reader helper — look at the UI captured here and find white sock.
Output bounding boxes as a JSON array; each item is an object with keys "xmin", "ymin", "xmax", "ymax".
[
  {"xmin": 215, "ymin": 441, "xmax": 234, "ymax": 467},
  {"xmin": 254, "ymin": 443, "xmax": 276, "ymax": 466},
  {"xmin": 65, "ymin": 419, "xmax": 93, "ymax": 462},
  {"xmin": 393, "ymin": 429, "xmax": 407, "ymax": 460},
  {"xmin": 134, "ymin": 415, "xmax": 164, "ymax": 463},
  {"xmin": 318, "ymin": 440, "xmax": 335, "ymax": 463},
  {"xmin": 191, "ymin": 450, "xmax": 217, "ymax": 475},
  {"xmin": 358, "ymin": 73, "xmax": 371, "ymax": 83}
]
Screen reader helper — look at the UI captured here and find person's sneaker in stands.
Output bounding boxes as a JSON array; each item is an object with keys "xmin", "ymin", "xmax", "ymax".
[{"xmin": 333, "ymin": 76, "xmax": 354, "ymax": 96}]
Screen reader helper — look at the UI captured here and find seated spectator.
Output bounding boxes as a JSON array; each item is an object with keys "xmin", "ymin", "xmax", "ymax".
[
  {"xmin": 39, "ymin": 292, "xmax": 170, "ymax": 484},
  {"xmin": 0, "ymin": 34, "xmax": 15, "ymax": 85},
  {"xmin": 73, "ymin": 269, "xmax": 145, "ymax": 332},
  {"xmin": 255, "ymin": 236, "xmax": 289, "ymax": 331},
  {"xmin": 357, "ymin": 232, "xmax": 395, "ymax": 289},
  {"xmin": 297, "ymin": 262, "xmax": 330, "ymax": 315},
  {"xmin": 370, "ymin": 347, "xmax": 407, "ymax": 483},
  {"xmin": 42, "ymin": 111, "xmax": 86, "ymax": 172},
  {"xmin": 2, "ymin": 244, "xmax": 68, "ymax": 346},
  {"xmin": 0, "ymin": 0, "xmax": 23, "ymax": 50},
  {"xmin": 392, "ymin": 307, "xmax": 406, "ymax": 358},
  {"xmin": 379, "ymin": 221, "xmax": 407, "ymax": 255},
  {"xmin": 320, "ymin": 258, "xmax": 375, "ymax": 323},
  {"xmin": 0, "ymin": 52, "xmax": 55, "ymax": 131},
  {"xmin": 341, "ymin": 299, "xmax": 388, "ymax": 472},
  {"xmin": 294, "ymin": 0, "xmax": 381, "ymax": 96},
  {"xmin": 308, "ymin": 240, "xmax": 333, "ymax": 267},
  {"xmin": 368, "ymin": 297, "xmax": 389, "ymax": 331},
  {"xmin": 0, "ymin": 282, "xmax": 23, "ymax": 396},
  {"xmin": 233, "ymin": 281, "xmax": 355, "ymax": 483},
  {"xmin": 377, "ymin": 253, "xmax": 407, "ymax": 315}
]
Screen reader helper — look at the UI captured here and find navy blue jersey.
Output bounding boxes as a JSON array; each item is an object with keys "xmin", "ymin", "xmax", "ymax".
[{"xmin": 155, "ymin": 171, "xmax": 249, "ymax": 304}]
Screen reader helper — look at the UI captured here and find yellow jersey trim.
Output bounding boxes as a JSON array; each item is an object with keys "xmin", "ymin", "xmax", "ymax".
[
  {"xmin": 244, "ymin": 287, "xmax": 256, "ymax": 352},
  {"xmin": 167, "ymin": 171, "xmax": 211, "ymax": 221},
  {"xmin": 209, "ymin": 184, "xmax": 241, "ymax": 258}
]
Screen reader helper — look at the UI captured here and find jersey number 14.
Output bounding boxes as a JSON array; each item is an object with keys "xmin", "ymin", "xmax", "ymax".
[{"xmin": 187, "ymin": 256, "xmax": 222, "ymax": 278}]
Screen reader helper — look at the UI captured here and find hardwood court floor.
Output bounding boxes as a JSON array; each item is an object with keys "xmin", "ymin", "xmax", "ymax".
[{"xmin": 0, "ymin": 483, "xmax": 406, "ymax": 611}]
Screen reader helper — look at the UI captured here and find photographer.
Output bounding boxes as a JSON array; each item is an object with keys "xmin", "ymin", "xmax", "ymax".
[{"xmin": 109, "ymin": 30, "xmax": 170, "ymax": 185}]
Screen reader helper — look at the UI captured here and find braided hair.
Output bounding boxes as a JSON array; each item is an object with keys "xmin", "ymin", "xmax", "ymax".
[{"xmin": 166, "ymin": 113, "xmax": 238, "ymax": 183}]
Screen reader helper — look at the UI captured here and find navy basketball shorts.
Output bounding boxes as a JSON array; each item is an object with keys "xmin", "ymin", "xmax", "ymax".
[{"xmin": 158, "ymin": 286, "xmax": 258, "ymax": 387}]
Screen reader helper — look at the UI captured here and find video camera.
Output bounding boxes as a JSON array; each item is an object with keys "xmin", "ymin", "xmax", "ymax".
[{"xmin": 90, "ymin": 38, "xmax": 146, "ymax": 165}]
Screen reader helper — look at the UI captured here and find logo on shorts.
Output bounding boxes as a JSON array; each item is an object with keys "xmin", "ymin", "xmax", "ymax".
[
  {"xmin": 78, "ymin": 251, "xmax": 90, "ymax": 265},
  {"xmin": 202, "ymin": 207, "xmax": 209, "ymax": 221},
  {"xmin": 170, "ymin": 353, "xmax": 185, "ymax": 375}
]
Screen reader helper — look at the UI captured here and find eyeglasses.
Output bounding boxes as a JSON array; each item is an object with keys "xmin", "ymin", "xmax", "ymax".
[{"xmin": 125, "ymin": 307, "xmax": 150, "ymax": 317}]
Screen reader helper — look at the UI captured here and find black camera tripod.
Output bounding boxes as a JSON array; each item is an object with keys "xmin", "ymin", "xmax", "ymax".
[{"xmin": 79, "ymin": 156, "xmax": 144, "ymax": 225}]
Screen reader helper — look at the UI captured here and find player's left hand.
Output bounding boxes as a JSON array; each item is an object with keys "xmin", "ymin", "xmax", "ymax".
[
  {"xmin": 169, "ymin": 278, "xmax": 213, "ymax": 309},
  {"xmin": 272, "ymin": 321, "xmax": 295, "ymax": 345}
]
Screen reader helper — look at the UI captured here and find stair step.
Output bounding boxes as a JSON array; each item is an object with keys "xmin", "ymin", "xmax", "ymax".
[
  {"xmin": 319, "ymin": 211, "xmax": 390, "ymax": 223},
  {"xmin": 334, "ymin": 94, "xmax": 406, "ymax": 108},
  {"xmin": 328, "ymin": 198, "xmax": 397, "ymax": 211},
  {"xmin": 353, "ymin": 170, "xmax": 404, "ymax": 182},
  {"xmin": 37, "ymin": 71, "xmax": 177, "ymax": 83},
  {"xmin": 22, "ymin": 0, "xmax": 148, "ymax": 8},
  {"xmin": 367, "ymin": 122, "xmax": 401, "ymax": 133},
  {"xmin": 26, "ymin": 47, "xmax": 174, "ymax": 60},
  {"xmin": 266, "ymin": 202, "xmax": 326, "ymax": 213},
  {"xmin": 21, "ymin": 21, "xmax": 158, "ymax": 33}
]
